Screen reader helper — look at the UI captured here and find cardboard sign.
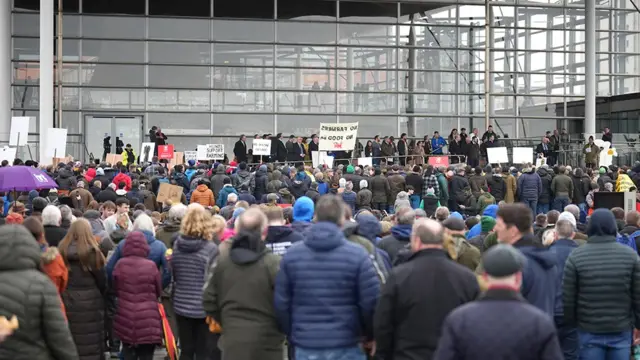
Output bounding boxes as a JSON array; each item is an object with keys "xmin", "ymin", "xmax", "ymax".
[
  {"xmin": 184, "ymin": 151, "xmax": 197, "ymax": 162},
  {"xmin": 158, "ymin": 144, "xmax": 174, "ymax": 160},
  {"xmin": 357, "ymin": 157, "xmax": 372, "ymax": 167},
  {"xmin": 252, "ymin": 139, "xmax": 271, "ymax": 156},
  {"xmin": 0, "ymin": 147, "xmax": 17, "ymax": 162},
  {"xmin": 44, "ymin": 128, "xmax": 67, "ymax": 158},
  {"xmin": 10, "ymin": 117, "xmax": 30, "ymax": 146},
  {"xmin": 168, "ymin": 152, "xmax": 184, "ymax": 171},
  {"xmin": 52, "ymin": 156, "xmax": 74, "ymax": 168},
  {"xmin": 428, "ymin": 155, "xmax": 449, "ymax": 167},
  {"xmin": 156, "ymin": 183, "xmax": 183, "ymax": 205},
  {"xmin": 206, "ymin": 144, "xmax": 224, "ymax": 160},
  {"xmin": 140, "ymin": 142, "xmax": 155, "ymax": 163},
  {"xmin": 487, "ymin": 147, "xmax": 508, "ymax": 164},
  {"xmin": 106, "ymin": 153, "xmax": 123, "ymax": 165},
  {"xmin": 512, "ymin": 147, "xmax": 534, "ymax": 164},
  {"xmin": 318, "ymin": 122, "xmax": 359, "ymax": 151}
]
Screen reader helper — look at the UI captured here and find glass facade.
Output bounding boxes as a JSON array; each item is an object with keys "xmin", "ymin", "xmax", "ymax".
[{"xmin": 11, "ymin": 0, "xmax": 640, "ymax": 156}]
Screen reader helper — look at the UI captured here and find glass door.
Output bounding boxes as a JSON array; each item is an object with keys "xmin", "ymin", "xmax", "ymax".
[{"xmin": 84, "ymin": 115, "xmax": 143, "ymax": 163}]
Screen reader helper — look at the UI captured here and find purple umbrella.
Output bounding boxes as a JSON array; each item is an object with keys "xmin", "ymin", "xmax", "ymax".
[{"xmin": 0, "ymin": 166, "xmax": 58, "ymax": 192}]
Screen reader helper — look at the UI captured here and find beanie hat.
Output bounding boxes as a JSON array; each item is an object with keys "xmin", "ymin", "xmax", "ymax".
[
  {"xmin": 587, "ymin": 208, "xmax": 617, "ymax": 237},
  {"xmin": 295, "ymin": 172, "xmax": 306, "ymax": 181},
  {"xmin": 481, "ymin": 216, "xmax": 497, "ymax": 233},
  {"xmin": 449, "ymin": 212, "xmax": 463, "ymax": 220},
  {"xmin": 346, "ymin": 165, "xmax": 355, "ymax": 174},
  {"xmin": 558, "ymin": 211, "xmax": 577, "ymax": 229},
  {"xmin": 293, "ymin": 196, "xmax": 314, "ymax": 222},
  {"xmin": 188, "ymin": 160, "xmax": 196, "ymax": 167},
  {"xmin": 599, "ymin": 167, "xmax": 606, "ymax": 174},
  {"xmin": 259, "ymin": 164, "xmax": 267, "ymax": 172},
  {"xmin": 239, "ymin": 162, "xmax": 247, "ymax": 170},
  {"xmin": 426, "ymin": 187, "xmax": 435, "ymax": 196},
  {"xmin": 96, "ymin": 168, "xmax": 105, "ymax": 176}
]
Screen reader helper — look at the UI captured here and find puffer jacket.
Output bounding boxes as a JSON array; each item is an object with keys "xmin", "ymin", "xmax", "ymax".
[
  {"xmin": 468, "ymin": 174, "xmax": 487, "ymax": 199},
  {"xmin": 504, "ymin": 173, "xmax": 517, "ymax": 203},
  {"xmin": 113, "ymin": 172, "xmax": 132, "ymax": 192},
  {"xmin": 171, "ymin": 235, "xmax": 218, "ymax": 318},
  {"xmin": 252, "ymin": 167, "xmax": 269, "ymax": 200},
  {"xmin": 387, "ymin": 173, "xmax": 406, "ymax": 204},
  {"xmin": 517, "ymin": 170, "xmax": 542, "ymax": 201},
  {"xmin": 0, "ymin": 226, "xmax": 78, "ymax": 360},
  {"xmin": 113, "ymin": 232, "xmax": 163, "ymax": 346},
  {"xmin": 341, "ymin": 190, "xmax": 357, "ymax": 213},
  {"xmin": 486, "ymin": 174, "xmax": 506, "ymax": 202},
  {"xmin": 55, "ymin": 169, "xmax": 77, "ymax": 191},
  {"xmin": 371, "ymin": 175, "xmax": 391, "ymax": 204},
  {"xmin": 537, "ymin": 168, "xmax": 553, "ymax": 205},
  {"xmin": 41, "ymin": 247, "xmax": 69, "ymax": 315},
  {"xmin": 274, "ymin": 222, "xmax": 379, "ymax": 349},
  {"xmin": 190, "ymin": 184, "xmax": 215, "ymax": 207}
]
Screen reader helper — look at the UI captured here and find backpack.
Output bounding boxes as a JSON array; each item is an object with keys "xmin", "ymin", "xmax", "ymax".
[
  {"xmin": 347, "ymin": 234, "xmax": 389, "ymax": 284},
  {"xmin": 617, "ymin": 231, "xmax": 639, "ymax": 253}
]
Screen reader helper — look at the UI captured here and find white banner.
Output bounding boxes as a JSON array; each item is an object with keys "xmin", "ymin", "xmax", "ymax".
[
  {"xmin": 206, "ymin": 144, "xmax": 224, "ymax": 160},
  {"xmin": 0, "ymin": 147, "xmax": 17, "ymax": 162},
  {"xmin": 197, "ymin": 145, "xmax": 209, "ymax": 160},
  {"xmin": 487, "ymin": 147, "xmax": 508, "ymax": 164},
  {"xmin": 512, "ymin": 147, "xmax": 534, "ymax": 164},
  {"xmin": 44, "ymin": 128, "xmax": 68, "ymax": 158},
  {"xmin": 184, "ymin": 151, "xmax": 198, "ymax": 162},
  {"xmin": 252, "ymin": 139, "xmax": 271, "ymax": 156},
  {"xmin": 10, "ymin": 117, "xmax": 30, "ymax": 146},
  {"xmin": 358, "ymin": 157, "xmax": 372, "ymax": 167},
  {"xmin": 318, "ymin": 122, "xmax": 359, "ymax": 151}
]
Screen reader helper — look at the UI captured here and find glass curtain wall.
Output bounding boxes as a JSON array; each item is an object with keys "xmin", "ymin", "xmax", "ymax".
[{"xmin": 10, "ymin": 0, "xmax": 640, "ymax": 156}]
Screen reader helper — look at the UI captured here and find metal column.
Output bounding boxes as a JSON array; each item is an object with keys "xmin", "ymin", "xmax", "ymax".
[
  {"xmin": 40, "ymin": 0, "xmax": 55, "ymax": 163},
  {"xmin": 484, "ymin": 0, "xmax": 492, "ymax": 129},
  {"xmin": 584, "ymin": 0, "xmax": 597, "ymax": 137},
  {"xmin": 0, "ymin": 0, "xmax": 10, "ymax": 142}
]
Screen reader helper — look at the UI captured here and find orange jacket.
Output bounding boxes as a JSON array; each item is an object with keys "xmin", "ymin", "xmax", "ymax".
[
  {"xmin": 41, "ymin": 247, "xmax": 69, "ymax": 317},
  {"xmin": 190, "ymin": 184, "xmax": 215, "ymax": 207}
]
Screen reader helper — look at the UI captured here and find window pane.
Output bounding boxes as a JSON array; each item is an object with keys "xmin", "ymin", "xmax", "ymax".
[
  {"xmin": 214, "ymin": 114, "xmax": 274, "ymax": 135},
  {"xmin": 276, "ymin": 45, "xmax": 335, "ymax": 67},
  {"xmin": 82, "ymin": 88, "xmax": 145, "ymax": 110},
  {"xmin": 13, "ymin": 63, "xmax": 79, "ymax": 86},
  {"xmin": 337, "ymin": 69, "xmax": 397, "ymax": 91},
  {"xmin": 338, "ymin": 92, "xmax": 397, "ymax": 113},
  {"xmin": 148, "ymin": 90, "xmax": 211, "ymax": 111},
  {"xmin": 146, "ymin": 113, "xmax": 211, "ymax": 132},
  {"xmin": 337, "ymin": 47, "xmax": 397, "ymax": 69},
  {"xmin": 149, "ymin": 66, "xmax": 210, "ymax": 89},
  {"xmin": 149, "ymin": 18, "xmax": 211, "ymax": 40},
  {"xmin": 340, "ymin": 1, "xmax": 398, "ymax": 23},
  {"xmin": 214, "ymin": 44, "xmax": 274, "ymax": 66},
  {"xmin": 82, "ymin": 40, "xmax": 145, "ymax": 63},
  {"xmin": 214, "ymin": 0, "xmax": 274, "ymax": 19},
  {"xmin": 212, "ymin": 91, "xmax": 273, "ymax": 112},
  {"xmin": 277, "ymin": 21, "xmax": 336, "ymax": 44},
  {"xmin": 81, "ymin": 64, "xmax": 145, "ymax": 87},
  {"xmin": 212, "ymin": 20, "xmax": 275, "ymax": 42},
  {"xmin": 340, "ymin": 116, "xmax": 398, "ymax": 138},
  {"xmin": 13, "ymin": 38, "xmax": 79, "ymax": 61},
  {"xmin": 82, "ymin": 16, "xmax": 145, "ymax": 39},
  {"xmin": 13, "ymin": 13, "xmax": 38, "ymax": 36},
  {"xmin": 149, "ymin": 42, "xmax": 211, "ymax": 65},
  {"xmin": 276, "ymin": 68, "xmax": 334, "ymax": 90},
  {"xmin": 277, "ymin": 114, "xmax": 330, "ymax": 136},
  {"xmin": 277, "ymin": 91, "xmax": 336, "ymax": 113},
  {"xmin": 339, "ymin": 24, "xmax": 398, "ymax": 45},
  {"xmin": 213, "ymin": 67, "xmax": 273, "ymax": 89}
]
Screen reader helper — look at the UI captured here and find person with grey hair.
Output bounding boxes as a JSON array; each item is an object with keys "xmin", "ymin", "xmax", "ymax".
[
  {"xmin": 341, "ymin": 181, "xmax": 357, "ymax": 214},
  {"xmin": 564, "ymin": 204, "xmax": 586, "ymax": 233},
  {"xmin": 156, "ymin": 203, "xmax": 187, "ymax": 248},
  {"xmin": 435, "ymin": 206, "xmax": 450, "ymax": 222},
  {"xmin": 58, "ymin": 205, "xmax": 73, "ymax": 230},
  {"xmin": 375, "ymin": 218, "xmax": 479, "ymax": 360},
  {"xmin": 274, "ymin": 195, "xmax": 379, "ymax": 360},
  {"xmin": 377, "ymin": 207, "xmax": 416, "ymax": 263},
  {"xmin": 219, "ymin": 192, "xmax": 239, "ymax": 220},
  {"xmin": 42, "ymin": 205, "xmax": 67, "ymax": 247}
]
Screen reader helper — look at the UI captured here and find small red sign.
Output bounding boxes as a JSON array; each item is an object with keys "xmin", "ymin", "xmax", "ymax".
[
  {"xmin": 158, "ymin": 144, "xmax": 174, "ymax": 160},
  {"xmin": 428, "ymin": 156, "xmax": 449, "ymax": 167}
]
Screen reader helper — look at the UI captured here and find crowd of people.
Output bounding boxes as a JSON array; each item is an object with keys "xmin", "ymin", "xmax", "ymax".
[{"xmin": 1, "ymin": 144, "xmax": 640, "ymax": 360}]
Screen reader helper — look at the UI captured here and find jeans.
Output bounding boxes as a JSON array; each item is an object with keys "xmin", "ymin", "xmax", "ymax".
[
  {"xmin": 577, "ymin": 330, "xmax": 632, "ymax": 360},
  {"xmin": 555, "ymin": 316, "xmax": 578, "ymax": 360},
  {"xmin": 295, "ymin": 346, "xmax": 366, "ymax": 360},
  {"xmin": 553, "ymin": 196, "xmax": 570, "ymax": 212},
  {"xmin": 537, "ymin": 203, "xmax": 550, "ymax": 215},
  {"xmin": 410, "ymin": 194, "xmax": 421, "ymax": 209},
  {"xmin": 121, "ymin": 344, "xmax": 155, "ymax": 360},
  {"xmin": 522, "ymin": 198, "xmax": 537, "ymax": 216},
  {"xmin": 176, "ymin": 315, "xmax": 221, "ymax": 360}
]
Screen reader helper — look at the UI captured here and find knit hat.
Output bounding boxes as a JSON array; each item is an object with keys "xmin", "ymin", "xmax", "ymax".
[
  {"xmin": 96, "ymin": 168, "xmax": 105, "ymax": 176},
  {"xmin": 449, "ymin": 212, "xmax": 463, "ymax": 220},
  {"xmin": 232, "ymin": 207, "xmax": 246, "ymax": 220},
  {"xmin": 599, "ymin": 167, "xmax": 606, "ymax": 174},
  {"xmin": 426, "ymin": 187, "xmax": 435, "ymax": 196},
  {"xmin": 293, "ymin": 196, "xmax": 314, "ymax": 222},
  {"xmin": 558, "ymin": 211, "xmax": 577, "ymax": 229},
  {"xmin": 483, "ymin": 244, "xmax": 526, "ymax": 277},
  {"xmin": 188, "ymin": 160, "xmax": 196, "ymax": 167},
  {"xmin": 346, "ymin": 165, "xmax": 355, "ymax": 174},
  {"xmin": 587, "ymin": 208, "xmax": 617, "ymax": 237},
  {"xmin": 239, "ymin": 162, "xmax": 247, "ymax": 170},
  {"xmin": 259, "ymin": 164, "xmax": 267, "ymax": 172},
  {"xmin": 481, "ymin": 216, "xmax": 497, "ymax": 233},
  {"xmin": 295, "ymin": 172, "xmax": 306, "ymax": 181}
]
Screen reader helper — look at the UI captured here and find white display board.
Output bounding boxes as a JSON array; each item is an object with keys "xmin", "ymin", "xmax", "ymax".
[
  {"xmin": 197, "ymin": 144, "xmax": 224, "ymax": 160},
  {"xmin": 312, "ymin": 151, "xmax": 334, "ymax": 168},
  {"xmin": 358, "ymin": 157, "xmax": 373, "ymax": 167},
  {"xmin": 10, "ymin": 117, "xmax": 30, "ymax": 146},
  {"xmin": 139, "ymin": 142, "xmax": 155, "ymax": 163},
  {"xmin": 512, "ymin": 147, "xmax": 534, "ymax": 164},
  {"xmin": 487, "ymin": 147, "xmax": 508, "ymax": 164},
  {"xmin": 318, "ymin": 122, "xmax": 359, "ymax": 151},
  {"xmin": 0, "ymin": 147, "xmax": 17, "ymax": 162},
  {"xmin": 44, "ymin": 128, "xmax": 68, "ymax": 158},
  {"xmin": 184, "ymin": 151, "xmax": 198, "ymax": 162},
  {"xmin": 252, "ymin": 139, "xmax": 271, "ymax": 156}
]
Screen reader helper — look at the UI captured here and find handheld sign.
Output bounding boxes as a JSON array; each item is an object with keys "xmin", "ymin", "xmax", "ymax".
[
  {"xmin": 158, "ymin": 144, "xmax": 175, "ymax": 160},
  {"xmin": 184, "ymin": 151, "xmax": 198, "ymax": 162},
  {"xmin": 10, "ymin": 117, "xmax": 29, "ymax": 146},
  {"xmin": 252, "ymin": 139, "xmax": 271, "ymax": 156},
  {"xmin": 487, "ymin": 147, "xmax": 508, "ymax": 164},
  {"xmin": 512, "ymin": 147, "xmax": 534, "ymax": 164},
  {"xmin": 44, "ymin": 128, "xmax": 68, "ymax": 158},
  {"xmin": 140, "ymin": 142, "xmax": 155, "ymax": 163},
  {"xmin": 319, "ymin": 122, "xmax": 359, "ymax": 151},
  {"xmin": 206, "ymin": 144, "xmax": 224, "ymax": 160},
  {"xmin": 156, "ymin": 183, "xmax": 183, "ymax": 204}
]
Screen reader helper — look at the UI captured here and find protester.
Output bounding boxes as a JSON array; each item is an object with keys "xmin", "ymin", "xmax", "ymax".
[
  {"xmin": 42, "ymin": 205, "xmax": 67, "ymax": 247},
  {"xmin": 377, "ymin": 207, "xmax": 415, "ymax": 264}
]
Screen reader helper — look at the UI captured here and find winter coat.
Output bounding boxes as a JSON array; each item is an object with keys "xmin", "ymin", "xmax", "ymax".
[
  {"xmin": 422, "ymin": 194, "xmax": 439, "ymax": 217},
  {"xmin": 216, "ymin": 185, "xmax": 238, "ymax": 208},
  {"xmin": 517, "ymin": 171, "xmax": 542, "ymax": 201},
  {"xmin": 265, "ymin": 226, "xmax": 304, "ymax": 256},
  {"xmin": 55, "ymin": 169, "xmax": 77, "ymax": 191},
  {"xmin": 238, "ymin": 191, "xmax": 257, "ymax": 205},
  {"xmin": 289, "ymin": 179, "xmax": 309, "ymax": 200},
  {"xmin": 61, "ymin": 243, "xmax": 106, "ymax": 360},
  {"xmin": 374, "ymin": 249, "xmax": 480, "ymax": 360},
  {"xmin": 140, "ymin": 189, "xmax": 159, "ymax": 211},
  {"xmin": 476, "ymin": 193, "xmax": 496, "ymax": 214},
  {"xmin": 412, "ymin": 146, "xmax": 425, "ymax": 165},
  {"xmin": 617, "ymin": 173, "xmax": 635, "ymax": 192},
  {"xmin": 342, "ymin": 190, "xmax": 357, "ymax": 213},
  {"xmin": 583, "ymin": 143, "xmax": 599, "ymax": 164},
  {"xmin": 450, "ymin": 175, "xmax": 470, "ymax": 202},
  {"xmin": 232, "ymin": 169, "xmax": 252, "ymax": 190},
  {"xmin": 203, "ymin": 232, "xmax": 283, "ymax": 360},
  {"xmin": 96, "ymin": 188, "xmax": 118, "ymax": 204},
  {"xmin": 304, "ymin": 189, "xmax": 320, "ymax": 204},
  {"xmin": 112, "ymin": 232, "xmax": 163, "ymax": 346},
  {"xmin": 563, "ymin": 233, "xmax": 640, "ymax": 333},
  {"xmin": 171, "ymin": 235, "xmax": 218, "ymax": 318},
  {"xmin": 468, "ymin": 175, "xmax": 487, "ymax": 199},
  {"xmin": 41, "ymin": 247, "xmax": 69, "ymax": 315},
  {"xmin": 356, "ymin": 189, "xmax": 373, "ymax": 209},
  {"xmin": 486, "ymin": 174, "xmax": 506, "ymax": 202},
  {"xmin": 504, "ymin": 173, "xmax": 517, "ymax": 203},
  {"xmin": 387, "ymin": 173, "xmax": 406, "ymax": 204},
  {"xmin": 512, "ymin": 234, "xmax": 556, "ymax": 317},
  {"xmin": 155, "ymin": 221, "xmax": 181, "ymax": 249},
  {"xmin": 106, "ymin": 230, "xmax": 171, "ymax": 289},
  {"xmin": 550, "ymin": 173, "xmax": 573, "ymax": 198},
  {"xmin": 252, "ymin": 167, "xmax": 269, "ymax": 200},
  {"xmin": 112, "ymin": 172, "xmax": 132, "ymax": 192},
  {"xmin": 274, "ymin": 222, "xmax": 380, "ymax": 349},
  {"xmin": 448, "ymin": 234, "xmax": 481, "ymax": 271},
  {"xmin": 381, "ymin": 141, "xmax": 395, "ymax": 157},
  {"xmin": 571, "ymin": 174, "xmax": 590, "ymax": 205},
  {"xmin": 69, "ymin": 188, "xmax": 94, "ymax": 211},
  {"xmin": 371, "ymin": 175, "xmax": 391, "ymax": 204},
  {"xmin": 122, "ymin": 148, "xmax": 137, "ymax": 166},
  {"xmin": 597, "ymin": 174, "xmax": 614, "ymax": 191},
  {"xmin": 536, "ymin": 168, "xmax": 553, "ymax": 204},
  {"xmin": 377, "ymin": 224, "xmax": 412, "ymax": 264},
  {"xmin": 405, "ymin": 173, "xmax": 423, "ymax": 196},
  {"xmin": 44, "ymin": 225, "xmax": 68, "ymax": 247},
  {"xmin": 434, "ymin": 289, "xmax": 563, "ymax": 360},
  {"xmin": 431, "ymin": 137, "xmax": 446, "ymax": 155},
  {"xmin": 0, "ymin": 226, "xmax": 78, "ymax": 360},
  {"xmin": 211, "ymin": 167, "xmax": 231, "ymax": 197},
  {"xmin": 548, "ymin": 238, "xmax": 579, "ymax": 317},
  {"xmin": 190, "ymin": 184, "xmax": 215, "ymax": 207}
]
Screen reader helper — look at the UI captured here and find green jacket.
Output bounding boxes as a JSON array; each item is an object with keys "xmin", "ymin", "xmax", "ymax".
[
  {"xmin": 449, "ymin": 234, "xmax": 481, "ymax": 272},
  {"xmin": 476, "ymin": 193, "xmax": 496, "ymax": 214},
  {"xmin": 436, "ymin": 172, "xmax": 449, "ymax": 204},
  {"xmin": 583, "ymin": 143, "xmax": 599, "ymax": 164}
]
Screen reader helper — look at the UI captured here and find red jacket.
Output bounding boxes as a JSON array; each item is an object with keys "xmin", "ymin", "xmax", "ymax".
[{"xmin": 112, "ymin": 173, "xmax": 132, "ymax": 191}]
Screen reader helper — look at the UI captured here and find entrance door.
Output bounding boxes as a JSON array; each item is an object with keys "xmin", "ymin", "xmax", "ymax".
[{"xmin": 84, "ymin": 115, "xmax": 143, "ymax": 163}]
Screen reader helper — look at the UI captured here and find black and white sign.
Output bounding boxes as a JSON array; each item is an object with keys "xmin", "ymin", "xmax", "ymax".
[
  {"xmin": 252, "ymin": 139, "xmax": 271, "ymax": 156},
  {"xmin": 319, "ymin": 122, "xmax": 359, "ymax": 151}
]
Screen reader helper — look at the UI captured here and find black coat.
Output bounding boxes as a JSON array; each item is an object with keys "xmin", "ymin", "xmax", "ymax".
[
  {"xmin": 486, "ymin": 174, "xmax": 506, "ymax": 202},
  {"xmin": 271, "ymin": 138, "xmax": 287, "ymax": 162},
  {"xmin": 535, "ymin": 143, "xmax": 551, "ymax": 158},
  {"xmin": 96, "ymin": 188, "xmax": 118, "ymax": 204},
  {"xmin": 374, "ymin": 249, "xmax": 479, "ymax": 360},
  {"xmin": 397, "ymin": 139, "xmax": 408, "ymax": 156},
  {"xmin": 405, "ymin": 173, "xmax": 423, "ymax": 196},
  {"xmin": 537, "ymin": 168, "xmax": 553, "ymax": 204},
  {"xmin": 155, "ymin": 131, "xmax": 167, "ymax": 146},
  {"xmin": 233, "ymin": 140, "xmax": 248, "ymax": 163},
  {"xmin": 43, "ymin": 225, "xmax": 67, "ymax": 247}
]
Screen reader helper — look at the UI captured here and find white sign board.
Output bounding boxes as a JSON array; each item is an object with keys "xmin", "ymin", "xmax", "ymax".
[
  {"xmin": 358, "ymin": 157, "xmax": 373, "ymax": 167},
  {"xmin": 318, "ymin": 122, "xmax": 359, "ymax": 151},
  {"xmin": 487, "ymin": 147, "xmax": 508, "ymax": 164},
  {"xmin": 184, "ymin": 151, "xmax": 198, "ymax": 162},
  {"xmin": 512, "ymin": 147, "xmax": 534, "ymax": 164},
  {"xmin": 0, "ymin": 147, "xmax": 17, "ymax": 162},
  {"xmin": 44, "ymin": 128, "xmax": 68, "ymax": 158},
  {"xmin": 535, "ymin": 157, "xmax": 546, "ymax": 168},
  {"xmin": 252, "ymin": 139, "xmax": 271, "ymax": 156},
  {"xmin": 10, "ymin": 117, "xmax": 30, "ymax": 146},
  {"xmin": 139, "ymin": 142, "xmax": 155, "ymax": 163},
  {"xmin": 197, "ymin": 145, "xmax": 209, "ymax": 160},
  {"xmin": 206, "ymin": 144, "xmax": 224, "ymax": 160},
  {"xmin": 312, "ymin": 151, "xmax": 334, "ymax": 168}
]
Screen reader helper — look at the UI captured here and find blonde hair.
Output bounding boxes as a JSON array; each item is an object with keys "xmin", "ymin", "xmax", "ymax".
[
  {"xmin": 181, "ymin": 206, "xmax": 215, "ymax": 240},
  {"xmin": 211, "ymin": 215, "xmax": 226, "ymax": 240},
  {"xmin": 542, "ymin": 228, "xmax": 557, "ymax": 246}
]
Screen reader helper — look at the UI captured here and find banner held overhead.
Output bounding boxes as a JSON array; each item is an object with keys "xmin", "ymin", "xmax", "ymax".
[{"xmin": 318, "ymin": 122, "xmax": 359, "ymax": 151}]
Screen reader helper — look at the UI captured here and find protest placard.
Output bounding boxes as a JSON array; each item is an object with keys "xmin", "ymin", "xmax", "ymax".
[
  {"xmin": 357, "ymin": 157, "xmax": 372, "ymax": 167},
  {"xmin": 10, "ymin": 117, "xmax": 29, "ymax": 146},
  {"xmin": 318, "ymin": 122, "xmax": 359, "ymax": 151},
  {"xmin": 0, "ymin": 147, "xmax": 17, "ymax": 162},
  {"xmin": 156, "ymin": 183, "xmax": 183, "ymax": 204},
  {"xmin": 184, "ymin": 151, "xmax": 198, "ymax": 162},
  {"xmin": 139, "ymin": 142, "xmax": 155, "ymax": 163},
  {"xmin": 44, "ymin": 128, "xmax": 68, "ymax": 158},
  {"xmin": 206, "ymin": 144, "xmax": 224, "ymax": 160},
  {"xmin": 487, "ymin": 147, "xmax": 508, "ymax": 164},
  {"xmin": 512, "ymin": 147, "xmax": 534, "ymax": 164},
  {"xmin": 106, "ymin": 153, "xmax": 123, "ymax": 165},
  {"xmin": 252, "ymin": 139, "xmax": 271, "ymax": 156},
  {"xmin": 158, "ymin": 144, "xmax": 174, "ymax": 160}
]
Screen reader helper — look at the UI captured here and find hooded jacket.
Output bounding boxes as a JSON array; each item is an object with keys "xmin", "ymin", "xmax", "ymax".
[
  {"xmin": 112, "ymin": 232, "xmax": 163, "ymax": 346},
  {"xmin": 155, "ymin": 221, "xmax": 181, "ymax": 249},
  {"xmin": 0, "ymin": 226, "xmax": 78, "ymax": 360},
  {"xmin": 570, "ymin": 173, "xmax": 591, "ymax": 205},
  {"xmin": 40, "ymin": 246, "xmax": 69, "ymax": 315},
  {"xmin": 217, "ymin": 184, "xmax": 238, "ymax": 208},
  {"xmin": 536, "ymin": 168, "xmax": 553, "ymax": 204},
  {"xmin": 274, "ymin": 222, "xmax": 380, "ymax": 349},
  {"xmin": 548, "ymin": 238, "xmax": 579, "ymax": 317},
  {"xmin": 265, "ymin": 225, "xmax": 304, "ymax": 257},
  {"xmin": 252, "ymin": 166, "xmax": 269, "ymax": 200},
  {"xmin": 466, "ymin": 205, "xmax": 498, "ymax": 240},
  {"xmin": 517, "ymin": 170, "xmax": 542, "ymax": 201},
  {"xmin": 232, "ymin": 169, "xmax": 252, "ymax": 190},
  {"xmin": 513, "ymin": 234, "xmax": 557, "ymax": 317},
  {"xmin": 171, "ymin": 235, "xmax": 218, "ymax": 318},
  {"xmin": 486, "ymin": 173, "xmax": 506, "ymax": 202},
  {"xmin": 113, "ymin": 172, "xmax": 132, "ymax": 192},
  {"xmin": 289, "ymin": 174, "xmax": 309, "ymax": 200},
  {"xmin": 55, "ymin": 168, "xmax": 77, "ymax": 191},
  {"xmin": 211, "ymin": 166, "xmax": 231, "ymax": 197},
  {"xmin": 377, "ymin": 224, "xmax": 412, "ymax": 264},
  {"xmin": 550, "ymin": 173, "xmax": 573, "ymax": 199},
  {"xmin": 371, "ymin": 175, "xmax": 391, "ymax": 204}
]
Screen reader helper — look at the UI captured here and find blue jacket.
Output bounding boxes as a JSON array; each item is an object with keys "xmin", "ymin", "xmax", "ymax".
[
  {"xmin": 467, "ymin": 205, "xmax": 498, "ymax": 240},
  {"xmin": 341, "ymin": 191, "xmax": 357, "ymax": 213},
  {"xmin": 517, "ymin": 171, "xmax": 542, "ymax": 201},
  {"xmin": 317, "ymin": 180, "xmax": 329, "ymax": 195},
  {"xmin": 514, "ymin": 234, "xmax": 557, "ymax": 317},
  {"xmin": 216, "ymin": 185, "xmax": 239, "ymax": 208},
  {"xmin": 106, "ymin": 230, "xmax": 171, "ymax": 288},
  {"xmin": 185, "ymin": 168, "xmax": 197, "ymax": 181},
  {"xmin": 431, "ymin": 137, "xmax": 446, "ymax": 155},
  {"xmin": 274, "ymin": 222, "xmax": 380, "ymax": 349},
  {"xmin": 548, "ymin": 238, "xmax": 579, "ymax": 317}
]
